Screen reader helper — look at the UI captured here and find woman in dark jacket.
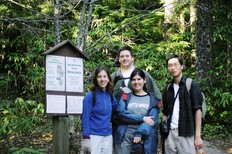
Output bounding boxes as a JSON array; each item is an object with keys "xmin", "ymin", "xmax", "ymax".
[{"xmin": 114, "ymin": 68, "xmax": 160, "ymax": 154}]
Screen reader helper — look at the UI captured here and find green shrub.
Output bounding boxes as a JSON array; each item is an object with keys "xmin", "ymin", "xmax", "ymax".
[
  {"xmin": 8, "ymin": 147, "xmax": 46, "ymax": 154},
  {"xmin": 202, "ymin": 123, "xmax": 231, "ymax": 140},
  {"xmin": 0, "ymin": 98, "xmax": 45, "ymax": 138}
]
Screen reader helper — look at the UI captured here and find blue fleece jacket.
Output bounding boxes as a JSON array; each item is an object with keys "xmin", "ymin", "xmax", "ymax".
[
  {"xmin": 114, "ymin": 92, "xmax": 160, "ymax": 154},
  {"xmin": 82, "ymin": 88, "xmax": 118, "ymax": 138}
]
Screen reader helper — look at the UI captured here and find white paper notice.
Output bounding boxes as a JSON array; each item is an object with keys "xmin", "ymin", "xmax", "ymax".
[
  {"xmin": 46, "ymin": 95, "xmax": 66, "ymax": 113},
  {"xmin": 46, "ymin": 55, "xmax": 65, "ymax": 91},
  {"xmin": 66, "ymin": 57, "xmax": 83, "ymax": 92},
  {"xmin": 67, "ymin": 96, "xmax": 83, "ymax": 114}
]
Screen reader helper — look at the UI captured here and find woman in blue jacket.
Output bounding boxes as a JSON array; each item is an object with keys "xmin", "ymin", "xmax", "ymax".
[
  {"xmin": 81, "ymin": 67, "xmax": 118, "ymax": 154},
  {"xmin": 114, "ymin": 68, "xmax": 160, "ymax": 154}
]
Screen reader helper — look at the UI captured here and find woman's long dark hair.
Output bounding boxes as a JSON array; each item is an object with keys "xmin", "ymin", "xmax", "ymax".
[{"xmin": 89, "ymin": 67, "xmax": 114, "ymax": 93}]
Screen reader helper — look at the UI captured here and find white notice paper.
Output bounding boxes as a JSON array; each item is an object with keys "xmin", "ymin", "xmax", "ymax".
[
  {"xmin": 66, "ymin": 57, "xmax": 83, "ymax": 92},
  {"xmin": 46, "ymin": 55, "xmax": 65, "ymax": 91},
  {"xmin": 46, "ymin": 95, "xmax": 66, "ymax": 113},
  {"xmin": 67, "ymin": 96, "xmax": 84, "ymax": 114}
]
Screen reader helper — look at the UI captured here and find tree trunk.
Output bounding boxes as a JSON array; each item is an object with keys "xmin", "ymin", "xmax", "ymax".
[
  {"xmin": 190, "ymin": 0, "xmax": 197, "ymax": 55},
  {"xmin": 77, "ymin": 0, "xmax": 89, "ymax": 50},
  {"xmin": 190, "ymin": 0, "xmax": 196, "ymax": 34},
  {"xmin": 196, "ymin": 0, "xmax": 213, "ymax": 81},
  {"xmin": 179, "ymin": 11, "xmax": 185, "ymax": 33},
  {"xmin": 83, "ymin": 0, "xmax": 96, "ymax": 51},
  {"xmin": 54, "ymin": 0, "xmax": 60, "ymax": 45},
  {"xmin": 227, "ymin": 3, "xmax": 232, "ymax": 77},
  {"xmin": 164, "ymin": 0, "xmax": 175, "ymax": 24}
]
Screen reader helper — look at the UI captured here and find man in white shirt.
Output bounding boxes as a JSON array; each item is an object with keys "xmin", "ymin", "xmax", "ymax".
[{"xmin": 111, "ymin": 46, "xmax": 162, "ymax": 101}]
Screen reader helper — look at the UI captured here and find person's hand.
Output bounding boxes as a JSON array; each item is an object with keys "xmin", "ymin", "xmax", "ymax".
[
  {"xmin": 195, "ymin": 136, "xmax": 203, "ymax": 150},
  {"xmin": 133, "ymin": 136, "xmax": 142, "ymax": 143},
  {"xmin": 143, "ymin": 116, "xmax": 155, "ymax": 126},
  {"xmin": 81, "ymin": 139, "xmax": 91, "ymax": 153},
  {"xmin": 120, "ymin": 87, "xmax": 132, "ymax": 94}
]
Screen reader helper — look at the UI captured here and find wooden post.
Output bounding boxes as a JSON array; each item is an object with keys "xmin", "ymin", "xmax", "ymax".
[{"xmin": 52, "ymin": 116, "xmax": 69, "ymax": 154}]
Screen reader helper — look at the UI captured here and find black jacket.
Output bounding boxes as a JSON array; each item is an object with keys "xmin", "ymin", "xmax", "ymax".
[{"xmin": 162, "ymin": 76, "xmax": 203, "ymax": 137}]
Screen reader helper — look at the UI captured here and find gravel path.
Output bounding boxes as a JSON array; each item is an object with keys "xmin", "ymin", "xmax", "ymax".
[
  {"xmin": 203, "ymin": 140, "xmax": 228, "ymax": 154},
  {"xmin": 157, "ymin": 139, "xmax": 229, "ymax": 154}
]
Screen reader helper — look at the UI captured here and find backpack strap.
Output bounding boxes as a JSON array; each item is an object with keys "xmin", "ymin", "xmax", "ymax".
[
  {"xmin": 112, "ymin": 70, "xmax": 123, "ymax": 85},
  {"xmin": 166, "ymin": 78, "xmax": 193, "ymax": 92},
  {"xmin": 92, "ymin": 90, "xmax": 96, "ymax": 106},
  {"xmin": 110, "ymin": 93, "xmax": 114, "ymax": 103},
  {"xmin": 186, "ymin": 78, "xmax": 193, "ymax": 92}
]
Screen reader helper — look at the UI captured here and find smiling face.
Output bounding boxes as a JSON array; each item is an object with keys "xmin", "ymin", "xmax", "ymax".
[
  {"xmin": 167, "ymin": 57, "xmax": 183, "ymax": 78},
  {"xmin": 131, "ymin": 74, "xmax": 146, "ymax": 93},
  {"xmin": 97, "ymin": 70, "xmax": 110, "ymax": 90},
  {"xmin": 118, "ymin": 50, "xmax": 134, "ymax": 68}
]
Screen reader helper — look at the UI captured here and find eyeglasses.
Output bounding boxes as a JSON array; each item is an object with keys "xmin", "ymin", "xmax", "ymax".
[{"xmin": 168, "ymin": 63, "xmax": 181, "ymax": 68}]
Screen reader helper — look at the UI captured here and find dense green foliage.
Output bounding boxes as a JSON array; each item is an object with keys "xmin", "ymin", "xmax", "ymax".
[
  {"xmin": 207, "ymin": 0, "xmax": 232, "ymax": 126},
  {"xmin": 0, "ymin": 98, "xmax": 47, "ymax": 138},
  {"xmin": 9, "ymin": 147, "xmax": 46, "ymax": 154},
  {"xmin": 0, "ymin": 0, "xmax": 231, "ymax": 151}
]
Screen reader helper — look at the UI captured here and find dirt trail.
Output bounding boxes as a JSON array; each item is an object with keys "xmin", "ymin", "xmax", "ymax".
[
  {"xmin": 203, "ymin": 140, "xmax": 229, "ymax": 154},
  {"xmin": 1, "ymin": 133, "xmax": 232, "ymax": 154}
]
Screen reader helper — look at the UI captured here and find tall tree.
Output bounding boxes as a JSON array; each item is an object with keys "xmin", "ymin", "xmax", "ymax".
[
  {"xmin": 54, "ymin": 0, "xmax": 60, "ymax": 45},
  {"xmin": 77, "ymin": 0, "xmax": 88, "ymax": 50},
  {"xmin": 190, "ymin": 0, "xmax": 197, "ymax": 34},
  {"xmin": 196, "ymin": 0, "xmax": 213, "ymax": 81},
  {"xmin": 76, "ymin": 0, "xmax": 96, "ymax": 51},
  {"xmin": 164, "ymin": 0, "xmax": 175, "ymax": 24},
  {"xmin": 83, "ymin": 0, "xmax": 96, "ymax": 51}
]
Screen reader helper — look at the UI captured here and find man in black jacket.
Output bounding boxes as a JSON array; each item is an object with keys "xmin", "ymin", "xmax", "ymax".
[{"xmin": 162, "ymin": 54, "xmax": 203, "ymax": 154}]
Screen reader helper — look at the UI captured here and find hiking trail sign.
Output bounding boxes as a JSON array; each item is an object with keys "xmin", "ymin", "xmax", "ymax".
[{"xmin": 43, "ymin": 40, "xmax": 89, "ymax": 115}]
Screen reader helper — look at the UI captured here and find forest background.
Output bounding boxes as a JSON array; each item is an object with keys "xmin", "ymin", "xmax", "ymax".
[{"xmin": 0, "ymin": 0, "xmax": 231, "ymax": 153}]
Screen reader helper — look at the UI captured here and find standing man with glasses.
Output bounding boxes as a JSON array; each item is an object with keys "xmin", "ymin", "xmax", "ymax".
[{"xmin": 162, "ymin": 54, "xmax": 203, "ymax": 154}]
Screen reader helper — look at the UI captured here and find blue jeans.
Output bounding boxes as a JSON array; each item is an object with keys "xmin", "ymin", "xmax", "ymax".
[{"xmin": 116, "ymin": 126, "xmax": 136, "ymax": 154}]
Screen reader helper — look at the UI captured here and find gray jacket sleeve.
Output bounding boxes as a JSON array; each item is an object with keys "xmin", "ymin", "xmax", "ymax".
[{"xmin": 144, "ymin": 70, "xmax": 162, "ymax": 101}]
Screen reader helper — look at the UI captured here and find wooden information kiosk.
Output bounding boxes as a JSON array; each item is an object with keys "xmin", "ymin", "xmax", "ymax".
[{"xmin": 43, "ymin": 40, "xmax": 88, "ymax": 153}]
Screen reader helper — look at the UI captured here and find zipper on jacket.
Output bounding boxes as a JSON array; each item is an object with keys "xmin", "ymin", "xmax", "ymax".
[{"xmin": 104, "ymin": 92, "xmax": 106, "ymax": 112}]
